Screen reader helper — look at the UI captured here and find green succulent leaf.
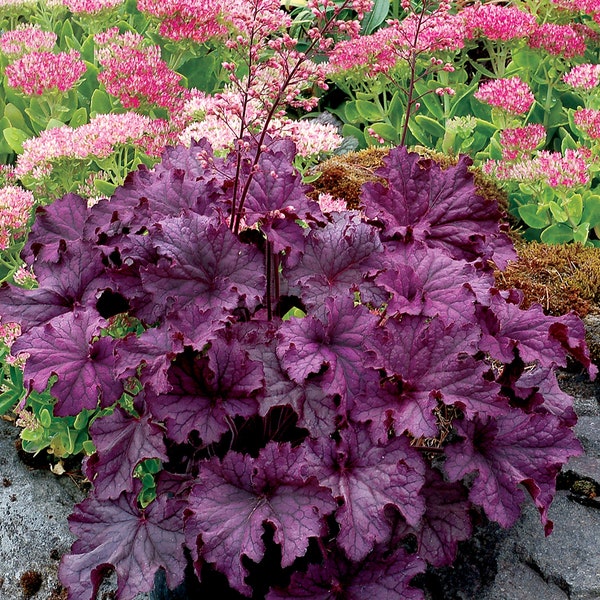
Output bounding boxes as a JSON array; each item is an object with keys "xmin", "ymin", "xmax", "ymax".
[
  {"xmin": 518, "ymin": 204, "xmax": 551, "ymax": 229},
  {"xmin": 540, "ymin": 223, "xmax": 574, "ymax": 244}
]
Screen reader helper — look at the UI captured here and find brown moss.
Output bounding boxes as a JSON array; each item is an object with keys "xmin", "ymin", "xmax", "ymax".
[
  {"xmin": 495, "ymin": 241, "xmax": 600, "ymax": 317},
  {"xmin": 309, "ymin": 146, "xmax": 510, "ymax": 216}
]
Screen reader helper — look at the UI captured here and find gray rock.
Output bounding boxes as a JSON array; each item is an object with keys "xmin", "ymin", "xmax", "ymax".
[
  {"xmin": 0, "ymin": 417, "xmax": 83, "ymax": 600},
  {"xmin": 486, "ymin": 491, "xmax": 600, "ymax": 600},
  {"xmin": 574, "ymin": 416, "xmax": 600, "ymax": 455}
]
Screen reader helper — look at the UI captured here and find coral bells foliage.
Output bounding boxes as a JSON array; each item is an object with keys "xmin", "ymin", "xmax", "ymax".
[
  {"xmin": 5, "ymin": 49, "xmax": 86, "ymax": 95},
  {"xmin": 0, "ymin": 142, "xmax": 593, "ymax": 600}
]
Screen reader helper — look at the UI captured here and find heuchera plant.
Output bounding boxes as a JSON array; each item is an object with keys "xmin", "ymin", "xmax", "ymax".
[{"xmin": 0, "ymin": 137, "xmax": 594, "ymax": 599}]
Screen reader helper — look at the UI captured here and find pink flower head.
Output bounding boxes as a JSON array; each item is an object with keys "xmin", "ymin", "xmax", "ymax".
[
  {"xmin": 0, "ymin": 24, "xmax": 56, "ymax": 58},
  {"xmin": 528, "ymin": 23, "xmax": 587, "ymax": 59},
  {"xmin": 15, "ymin": 112, "xmax": 166, "ymax": 179},
  {"xmin": 462, "ymin": 3, "xmax": 536, "ymax": 41},
  {"xmin": 317, "ymin": 193, "xmax": 347, "ymax": 213},
  {"xmin": 500, "ymin": 124, "xmax": 546, "ymax": 160},
  {"xmin": 0, "ymin": 321, "xmax": 21, "ymax": 348},
  {"xmin": 94, "ymin": 31, "xmax": 187, "ymax": 111},
  {"xmin": 63, "ymin": 0, "xmax": 124, "ymax": 13},
  {"xmin": 0, "ymin": 185, "xmax": 35, "ymax": 250},
  {"xmin": 563, "ymin": 63, "xmax": 600, "ymax": 90},
  {"xmin": 537, "ymin": 148, "xmax": 591, "ymax": 187},
  {"xmin": 474, "ymin": 77, "xmax": 535, "ymax": 115},
  {"xmin": 5, "ymin": 49, "xmax": 86, "ymax": 95},
  {"xmin": 574, "ymin": 108, "xmax": 600, "ymax": 139},
  {"xmin": 391, "ymin": 10, "xmax": 466, "ymax": 54}
]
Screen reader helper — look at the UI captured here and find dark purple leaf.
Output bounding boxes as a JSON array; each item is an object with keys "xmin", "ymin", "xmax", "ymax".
[
  {"xmin": 360, "ymin": 147, "xmax": 516, "ymax": 266},
  {"xmin": 365, "ymin": 315, "xmax": 502, "ymax": 438},
  {"xmin": 147, "ymin": 335, "xmax": 263, "ymax": 444},
  {"xmin": 478, "ymin": 293, "xmax": 595, "ymax": 373},
  {"xmin": 376, "ymin": 243, "xmax": 477, "ymax": 323},
  {"xmin": 141, "ymin": 214, "xmax": 265, "ymax": 317},
  {"xmin": 304, "ymin": 426, "xmax": 426, "ymax": 561},
  {"xmin": 85, "ymin": 404, "xmax": 168, "ymax": 500},
  {"xmin": 116, "ymin": 325, "xmax": 185, "ymax": 394},
  {"xmin": 59, "ymin": 484, "xmax": 186, "ymax": 600},
  {"xmin": 14, "ymin": 310, "xmax": 122, "ymax": 416},
  {"xmin": 284, "ymin": 213, "xmax": 384, "ymax": 308},
  {"xmin": 22, "ymin": 193, "xmax": 89, "ymax": 263},
  {"xmin": 444, "ymin": 412, "xmax": 582, "ymax": 533},
  {"xmin": 393, "ymin": 468, "xmax": 472, "ymax": 567},
  {"xmin": 266, "ymin": 546, "xmax": 426, "ymax": 600},
  {"xmin": 184, "ymin": 442, "xmax": 336, "ymax": 594},
  {"xmin": 277, "ymin": 296, "xmax": 379, "ymax": 398},
  {"xmin": 0, "ymin": 242, "xmax": 107, "ymax": 332}
]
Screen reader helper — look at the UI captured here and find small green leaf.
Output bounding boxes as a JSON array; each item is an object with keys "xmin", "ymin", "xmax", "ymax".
[
  {"xmin": 561, "ymin": 132, "xmax": 578, "ymax": 152},
  {"xmin": 344, "ymin": 101, "xmax": 361, "ymax": 124},
  {"xmin": 361, "ymin": 0, "xmax": 389, "ymax": 34},
  {"xmin": 414, "ymin": 115, "xmax": 446, "ymax": 138},
  {"xmin": 582, "ymin": 194, "xmax": 600, "ymax": 227},
  {"xmin": 369, "ymin": 122, "xmax": 399, "ymax": 144},
  {"xmin": 355, "ymin": 100, "xmax": 384, "ymax": 122},
  {"xmin": 94, "ymin": 179, "xmax": 118, "ymax": 196},
  {"xmin": 40, "ymin": 408, "xmax": 52, "ymax": 428},
  {"xmin": 388, "ymin": 91, "xmax": 405, "ymax": 130},
  {"xmin": 0, "ymin": 388, "xmax": 21, "ymax": 415},
  {"xmin": 341, "ymin": 124, "xmax": 366, "ymax": 148},
  {"xmin": 548, "ymin": 200, "xmax": 568, "ymax": 223},
  {"xmin": 565, "ymin": 193, "xmax": 583, "ymax": 224},
  {"xmin": 90, "ymin": 88, "xmax": 112, "ymax": 116},
  {"xmin": 474, "ymin": 118, "xmax": 497, "ymax": 137},
  {"xmin": 573, "ymin": 222, "xmax": 590, "ymax": 244},
  {"xmin": 488, "ymin": 137, "xmax": 503, "ymax": 161},
  {"xmin": 413, "ymin": 80, "xmax": 444, "ymax": 120},
  {"xmin": 540, "ymin": 223, "xmax": 574, "ymax": 244},
  {"xmin": 282, "ymin": 306, "xmax": 306, "ymax": 321},
  {"xmin": 69, "ymin": 107, "xmax": 88, "ymax": 129},
  {"xmin": 3, "ymin": 127, "xmax": 30, "ymax": 153},
  {"xmin": 82, "ymin": 440, "xmax": 96, "ymax": 455},
  {"xmin": 4, "ymin": 103, "xmax": 28, "ymax": 130},
  {"xmin": 518, "ymin": 204, "xmax": 550, "ymax": 229},
  {"xmin": 46, "ymin": 118, "xmax": 65, "ymax": 130},
  {"xmin": 74, "ymin": 411, "xmax": 89, "ymax": 431}
]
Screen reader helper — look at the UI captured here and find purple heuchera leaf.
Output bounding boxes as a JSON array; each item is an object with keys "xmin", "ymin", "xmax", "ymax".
[
  {"xmin": 85, "ymin": 404, "xmax": 168, "ymax": 500},
  {"xmin": 478, "ymin": 292, "xmax": 596, "ymax": 376},
  {"xmin": 393, "ymin": 468, "xmax": 472, "ymax": 567},
  {"xmin": 0, "ymin": 242, "xmax": 107, "ymax": 333},
  {"xmin": 304, "ymin": 426, "xmax": 426, "ymax": 561},
  {"xmin": 360, "ymin": 147, "xmax": 516, "ymax": 266},
  {"xmin": 284, "ymin": 212, "xmax": 384, "ymax": 308},
  {"xmin": 444, "ymin": 412, "xmax": 583, "ymax": 534},
  {"xmin": 116, "ymin": 325, "xmax": 185, "ymax": 394},
  {"xmin": 59, "ymin": 482, "xmax": 187, "ymax": 600},
  {"xmin": 147, "ymin": 334, "xmax": 263, "ymax": 444},
  {"xmin": 184, "ymin": 442, "xmax": 336, "ymax": 594},
  {"xmin": 377, "ymin": 243, "xmax": 477, "ymax": 323},
  {"xmin": 22, "ymin": 193, "xmax": 89, "ymax": 263},
  {"xmin": 365, "ymin": 315, "xmax": 502, "ymax": 438},
  {"xmin": 277, "ymin": 296, "xmax": 379, "ymax": 399},
  {"xmin": 266, "ymin": 546, "xmax": 426, "ymax": 600},
  {"xmin": 141, "ymin": 214, "xmax": 265, "ymax": 319},
  {"xmin": 13, "ymin": 310, "xmax": 122, "ymax": 416}
]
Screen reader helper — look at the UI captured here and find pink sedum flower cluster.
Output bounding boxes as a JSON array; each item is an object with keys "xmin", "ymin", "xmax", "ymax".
[
  {"xmin": 485, "ymin": 148, "xmax": 592, "ymax": 188},
  {"xmin": 63, "ymin": 0, "xmax": 124, "ymax": 13},
  {"xmin": 574, "ymin": 108, "xmax": 600, "ymax": 139},
  {"xmin": 462, "ymin": 2, "xmax": 536, "ymax": 41},
  {"xmin": 528, "ymin": 23, "xmax": 587, "ymax": 59},
  {"xmin": 500, "ymin": 124, "xmax": 546, "ymax": 160},
  {"xmin": 95, "ymin": 27, "xmax": 188, "ymax": 112},
  {"xmin": 563, "ymin": 63, "xmax": 600, "ymax": 90},
  {"xmin": 0, "ymin": 185, "xmax": 34, "ymax": 250},
  {"xmin": 474, "ymin": 76, "xmax": 534, "ymax": 115},
  {"xmin": 15, "ymin": 112, "xmax": 166, "ymax": 179},
  {"xmin": 0, "ymin": 24, "xmax": 56, "ymax": 58},
  {"xmin": 5, "ymin": 49, "xmax": 86, "ymax": 95}
]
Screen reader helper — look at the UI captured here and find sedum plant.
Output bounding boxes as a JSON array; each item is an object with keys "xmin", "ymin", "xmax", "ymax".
[{"xmin": 0, "ymin": 139, "xmax": 594, "ymax": 599}]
